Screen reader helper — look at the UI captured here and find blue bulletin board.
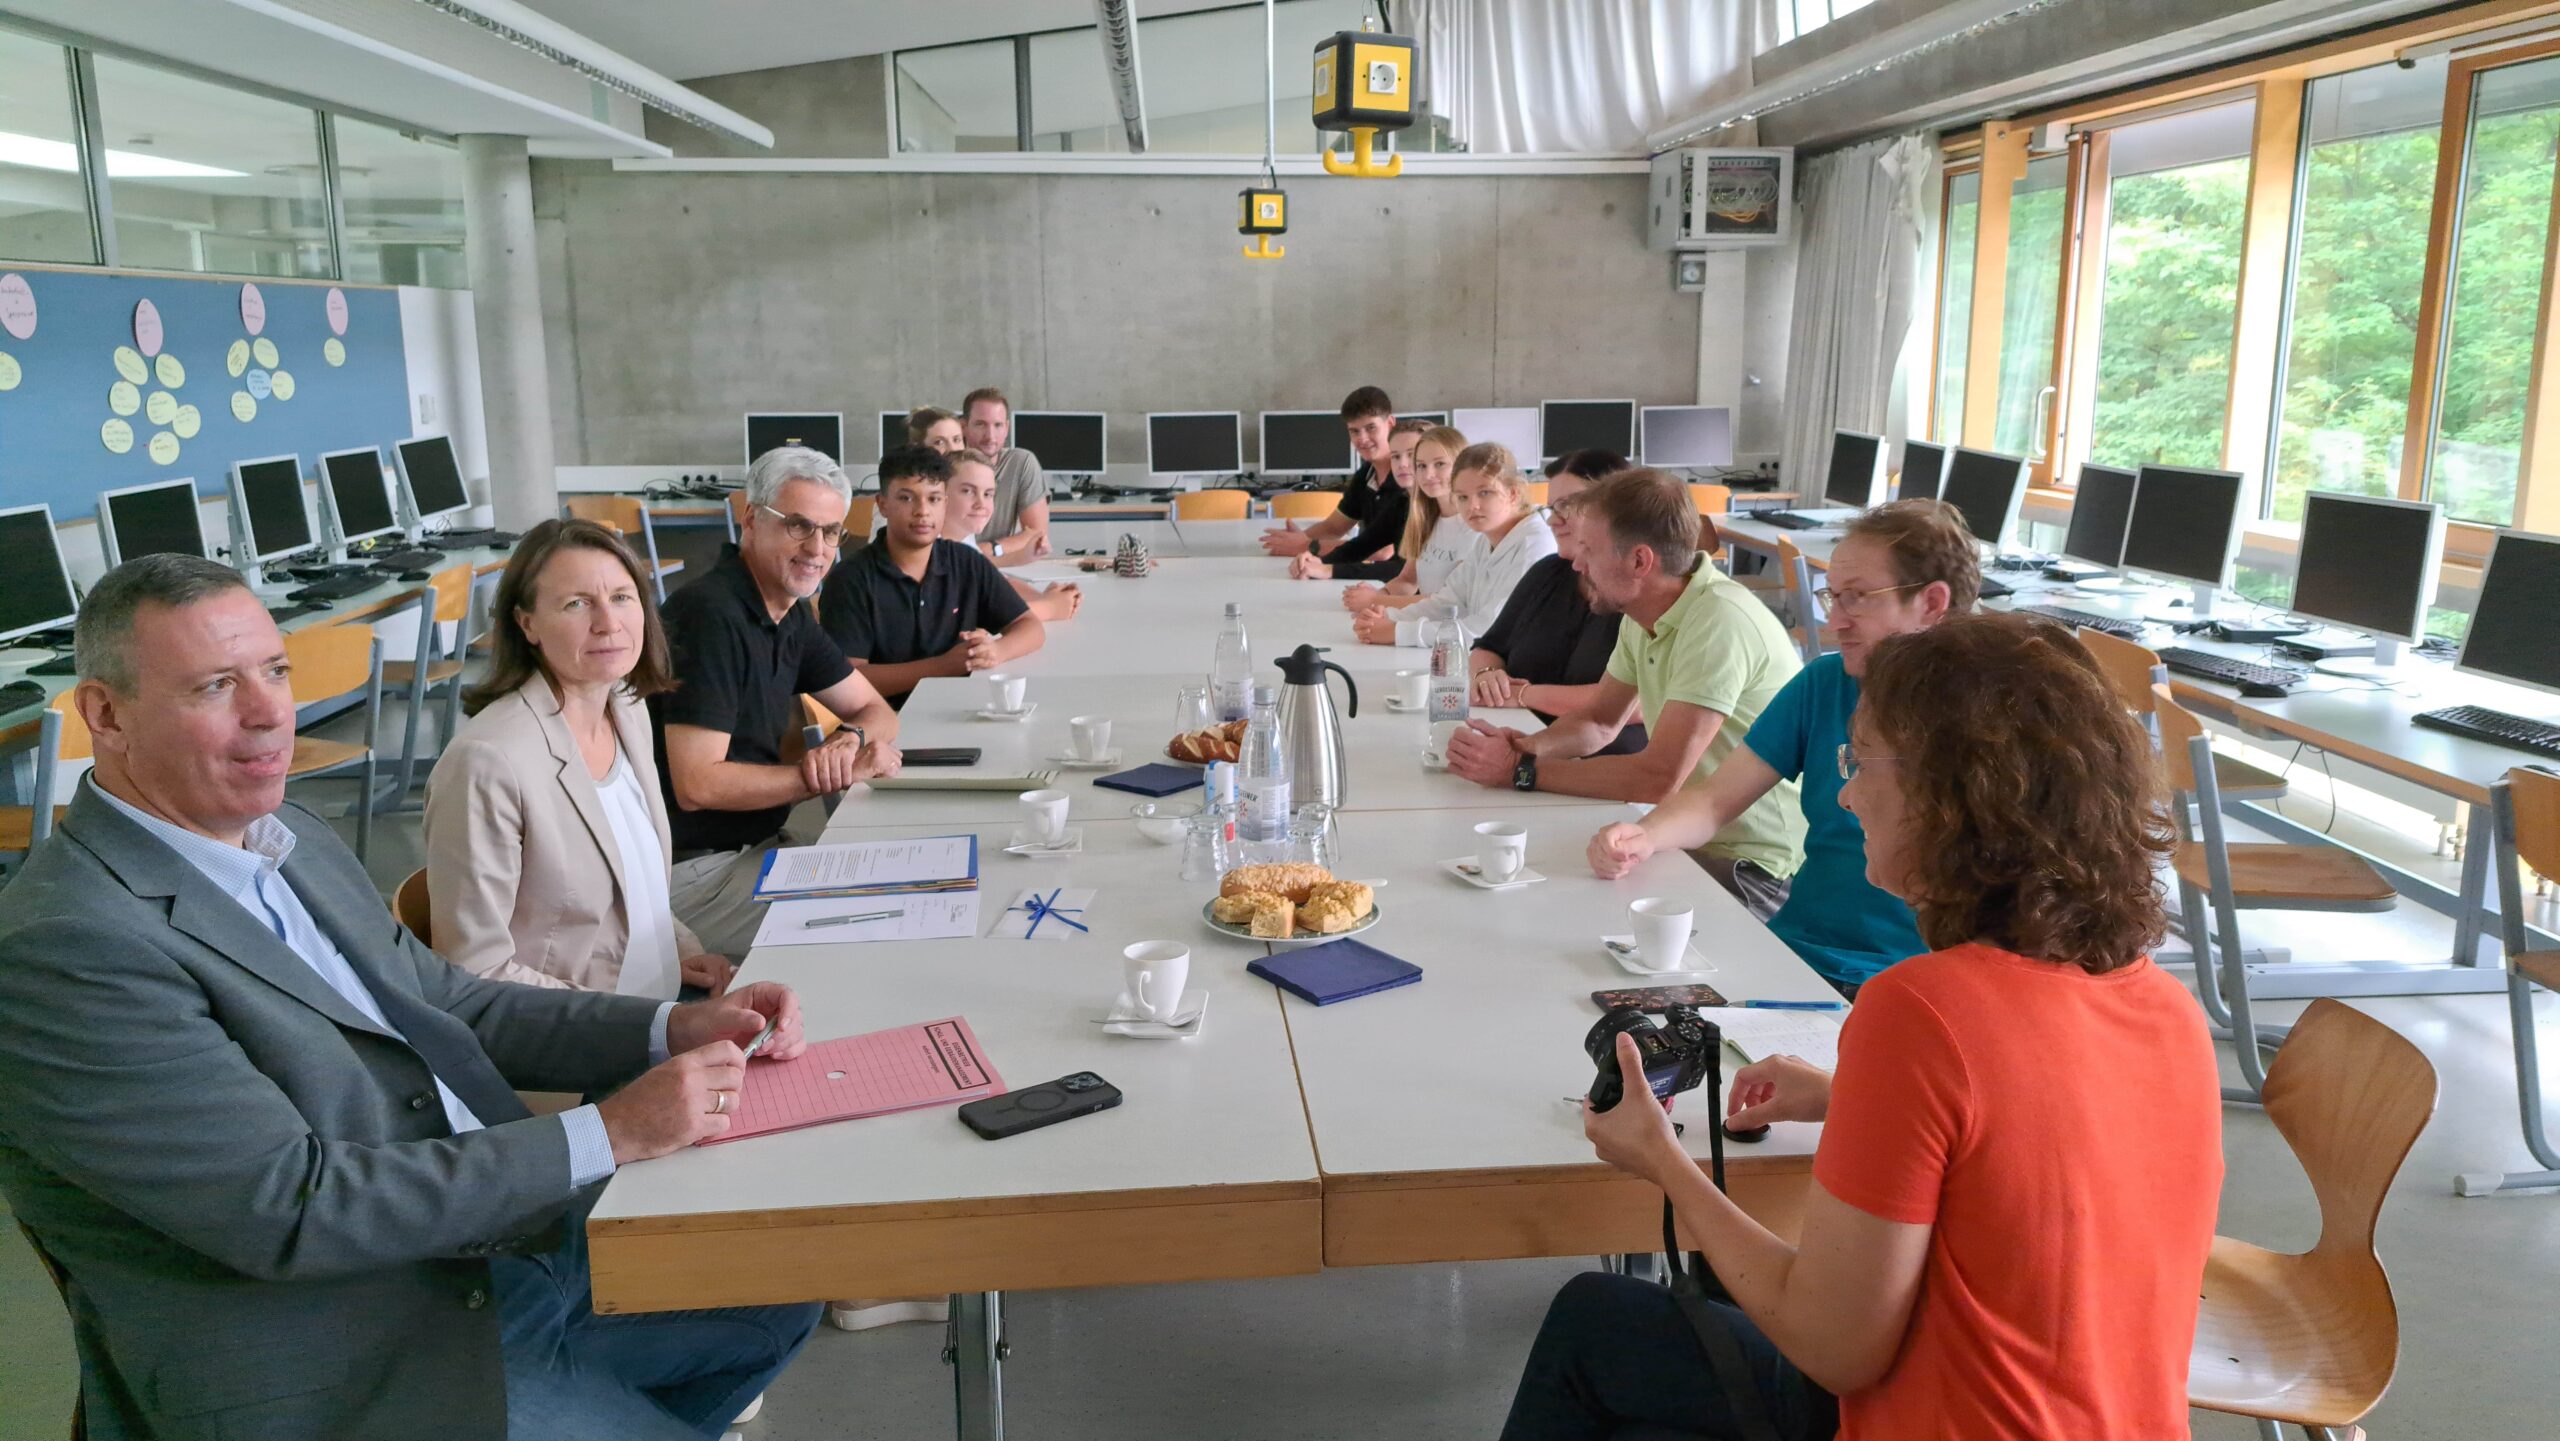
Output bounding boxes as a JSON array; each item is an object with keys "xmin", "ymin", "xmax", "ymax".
[{"xmin": 0, "ymin": 266, "xmax": 410, "ymax": 522}]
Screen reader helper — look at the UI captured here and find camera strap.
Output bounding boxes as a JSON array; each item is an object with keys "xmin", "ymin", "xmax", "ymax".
[{"xmin": 1660, "ymin": 1047, "xmax": 1784, "ymax": 1441}]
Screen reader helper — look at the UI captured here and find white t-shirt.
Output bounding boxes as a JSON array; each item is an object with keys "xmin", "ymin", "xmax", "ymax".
[
  {"xmin": 597, "ymin": 747, "xmax": 683, "ymax": 999},
  {"xmin": 1415, "ymin": 515, "xmax": 1476, "ymax": 595},
  {"xmin": 1396, "ymin": 511, "xmax": 1558, "ymax": 647}
]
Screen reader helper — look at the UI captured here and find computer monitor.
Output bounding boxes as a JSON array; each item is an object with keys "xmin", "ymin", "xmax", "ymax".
[
  {"xmin": 394, "ymin": 434, "xmax": 471, "ymax": 527},
  {"xmin": 1824, "ymin": 429, "xmax": 1887, "ymax": 509},
  {"xmin": 1640, "ymin": 406, "xmax": 1735, "ymax": 469},
  {"xmin": 2120, "ymin": 465, "xmax": 2245, "ymax": 602},
  {"xmin": 2288, "ymin": 492, "xmax": 2444, "ymax": 664},
  {"xmin": 0, "ymin": 504, "xmax": 80, "ymax": 653},
  {"xmin": 1541, "ymin": 400, "xmax": 1637, "ymax": 462},
  {"xmin": 319, "ymin": 447, "xmax": 399, "ymax": 551},
  {"xmin": 1450, "ymin": 407, "xmax": 1545, "ymax": 469},
  {"xmin": 98, "ymin": 478, "xmax": 207, "ymax": 568},
  {"xmin": 876, "ymin": 411, "xmax": 906, "ymax": 462},
  {"xmin": 230, "ymin": 454, "xmax": 315, "ymax": 570},
  {"xmin": 743, "ymin": 412, "xmax": 844, "ymax": 466},
  {"xmin": 1940, "ymin": 448, "xmax": 2029, "ymax": 548},
  {"xmin": 1259, "ymin": 411, "xmax": 1354, "ymax": 475},
  {"xmin": 2456, "ymin": 528, "xmax": 2560, "ymax": 698},
  {"xmin": 1147, "ymin": 412, "xmax": 1242, "ymax": 477},
  {"xmin": 2060, "ymin": 463, "xmax": 2139, "ymax": 570},
  {"xmin": 1898, "ymin": 440, "xmax": 1948, "ymax": 501},
  {"xmin": 1011, "ymin": 411, "xmax": 1108, "ymax": 474}
]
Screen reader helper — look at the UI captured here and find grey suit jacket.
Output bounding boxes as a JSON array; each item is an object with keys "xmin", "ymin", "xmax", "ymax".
[{"xmin": 0, "ymin": 784, "xmax": 663, "ymax": 1441}]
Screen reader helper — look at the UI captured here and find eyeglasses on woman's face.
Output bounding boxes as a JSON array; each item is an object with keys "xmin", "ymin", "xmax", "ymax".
[{"xmin": 1836, "ymin": 742, "xmax": 1901, "ymax": 781}]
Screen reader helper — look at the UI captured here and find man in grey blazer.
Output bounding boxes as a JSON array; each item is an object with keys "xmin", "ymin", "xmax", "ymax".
[{"xmin": 0, "ymin": 555, "xmax": 822, "ymax": 1441}]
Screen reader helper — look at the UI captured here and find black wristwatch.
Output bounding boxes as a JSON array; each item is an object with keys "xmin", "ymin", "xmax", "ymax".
[{"xmin": 1513, "ymin": 754, "xmax": 1539, "ymax": 792}]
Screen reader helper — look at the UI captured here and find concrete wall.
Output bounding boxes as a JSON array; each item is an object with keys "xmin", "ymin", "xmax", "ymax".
[
  {"xmin": 530, "ymin": 164, "xmax": 1707, "ymax": 478},
  {"xmin": 645, "ymin": 54, "xmax": 896, "ymax": 159}
]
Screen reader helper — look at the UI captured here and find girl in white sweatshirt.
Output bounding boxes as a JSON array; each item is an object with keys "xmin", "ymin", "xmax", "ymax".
[{"xmin": 1352, "ymin": 441, "xmax": 1556, "ymax": 647}]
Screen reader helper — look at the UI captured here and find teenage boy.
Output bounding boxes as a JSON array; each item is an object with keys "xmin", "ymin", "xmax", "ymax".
[
  {"xmin": 1262, "ymin": 385, "xmax": 1397, "ymax": 560},
  {"xmin": 819, "ymin": 446, "xmax": 1045, "ymax": 703}
]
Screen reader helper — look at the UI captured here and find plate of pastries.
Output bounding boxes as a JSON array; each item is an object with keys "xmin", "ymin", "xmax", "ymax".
[
  {"xmin": 1203, "ymin": 863, "xmax": 1378, "ymax": 947},
  {"xmin": 1166, "ymin": 718, "xmax": 1248, "ymax": 765}
]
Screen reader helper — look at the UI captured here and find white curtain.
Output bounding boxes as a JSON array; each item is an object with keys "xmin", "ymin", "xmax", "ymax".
[
  {"xmin": 1411, "ymin": 0, "xmax": 1754, "ymax": 154},
  {"xmin": 1778, "ymin": 134, "xmax": 1935, "ymax": 501}
]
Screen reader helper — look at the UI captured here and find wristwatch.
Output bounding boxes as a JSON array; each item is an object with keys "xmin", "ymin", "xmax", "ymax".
[
  {"xmin": 1513, "ymin": 754, "xmax": 1539, "ymax": 792},
  {"xmin": 990, "ymin": 541, "xmax": 1005, "ymax": 558}
]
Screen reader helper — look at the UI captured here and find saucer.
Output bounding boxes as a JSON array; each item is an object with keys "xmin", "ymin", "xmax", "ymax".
[
  {"xmin": 1045, "ymin": 749, "xmax": 1123, "ymax": 769},
  {"xmin": 1385, "ymin": 697, "xmax": 1426, "ymax": 713},
  {"xmin": 1100, "ymin": 988, "xmax": 1208, "ymax": 1037},
  {"xmin": 1442, "ymin": 857, "xmax": 1545, "ymax": 891},
  {"xmin": 975, "ymin": 702, "xmax": 1038, "ymax": 723},
  {"xmin": 1004, "ymin": 827, "xmax": 1082, "ymax": 856},
  {"xmin": 1601, "ymin": 934, "xmax": 1714, "ymax": 977}
]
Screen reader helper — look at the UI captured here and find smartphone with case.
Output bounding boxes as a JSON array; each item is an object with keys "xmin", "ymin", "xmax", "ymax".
[
  {"xmin": 900, "ymin": 747, "xmax": 984, "ymax": 767},
  {"xmin": 959, "ymin": 1072, "xmax": 1123, "ymax": 1139}
]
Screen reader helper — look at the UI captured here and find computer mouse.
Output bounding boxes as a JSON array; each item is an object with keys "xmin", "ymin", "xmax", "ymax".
[
  {"xmin": 2238, "ymin": 680, "xmax": 2292, "ymax": 699},
  {"xmin": 397, "ymin": 570, "xmax": 431, "ymax": 582}
]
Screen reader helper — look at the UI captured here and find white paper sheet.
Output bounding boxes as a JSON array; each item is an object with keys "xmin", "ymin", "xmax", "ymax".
[
  {"xmin": 751, "ymin": 891, "xmax": 983, "ymax": 947},
  {"xmin": 753, "ymin": 835, "xmax": 976, "ymax": 897},
  {"xmin": 1701, "ymin": 1007, "xmax": 1843, "ymax": 1073},
  {"xmin": 989, "ymin": 887, "xmax": 1098, "ymax": 941}
]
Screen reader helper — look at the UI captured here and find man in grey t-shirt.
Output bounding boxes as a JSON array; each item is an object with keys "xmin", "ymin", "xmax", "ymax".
[{"xmin": 962, "ymin": 387, "xmax": 1051, "ymax": 564}]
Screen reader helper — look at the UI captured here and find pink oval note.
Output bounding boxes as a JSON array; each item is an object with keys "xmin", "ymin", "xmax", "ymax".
[
  {"xmin": 0, "ymin": 274, "xmax": 33, "ymax": 341},
  {"xmin": 239, "ymin": 283, "xmax": 266, "ymax": 336},
  {"xmin": 133, "ymin": 298, "xmax": 163, "ymax": 357},
  {"xmin": 325, "ymin": 287, "xmax": 349, "ymax": 336}
]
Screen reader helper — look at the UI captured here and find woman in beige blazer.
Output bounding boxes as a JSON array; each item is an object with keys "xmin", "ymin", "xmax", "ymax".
[{"xmin": 425, "ymin": 519, "xmax": 734, "ymax": 996}]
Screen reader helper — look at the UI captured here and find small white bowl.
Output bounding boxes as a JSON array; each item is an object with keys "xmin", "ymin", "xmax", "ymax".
[{"xmin": 1130, "ymin": 800, "xmax": 1198, "ymax": 845}]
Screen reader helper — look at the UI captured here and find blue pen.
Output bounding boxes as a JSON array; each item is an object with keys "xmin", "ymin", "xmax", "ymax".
[{"xmin": 1739, "ymin": 999, "xmax": 1846, "ymax": 1012}]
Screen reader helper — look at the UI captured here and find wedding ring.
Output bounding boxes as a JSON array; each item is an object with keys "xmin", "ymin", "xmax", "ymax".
[{"xmin": 712, "ymin": 1091, "xmax": 730, "ymax": 1115}]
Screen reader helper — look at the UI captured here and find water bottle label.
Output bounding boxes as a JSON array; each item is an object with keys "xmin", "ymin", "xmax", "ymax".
[
  {"xmin": 1243, "ymin": 779, "xmax": 1291, "ymax": 841},
  {"xmin": 1213, "ymin": 680, "xmax": 1252, "ymax": 722},
  {"xmin": 1428, "ymin": 680, "xmax": 1470, "ymax": 723}
]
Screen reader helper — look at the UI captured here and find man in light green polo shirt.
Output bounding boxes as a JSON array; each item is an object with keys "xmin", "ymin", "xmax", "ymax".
[{"xmin": 1445, "ymin": 468, "xmax": 1806, "ymax": 914}]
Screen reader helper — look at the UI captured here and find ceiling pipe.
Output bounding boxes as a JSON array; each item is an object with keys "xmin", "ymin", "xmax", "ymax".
[
  {"xmin": 1093, "ymin": 0, "xmax": 1151, "ymax": 153},
  {"xmin": 403, "ymin": 0, "xmax": 776, "ymax": 149}
]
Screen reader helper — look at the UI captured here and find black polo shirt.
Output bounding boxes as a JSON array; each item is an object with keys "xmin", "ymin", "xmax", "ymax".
[
  {"xmin": 818, "ymin": 537, "xmax": 1028, "ymax": 681},
  {"xmin": 1334, "ymin": 460, "xmax": 1381, "ymax": 524},
  {"xmin": 650, "ymin": 547, "xmax": 854, "ymax": 853},
  {"xmin": 1322, "ymin": 474, "xmax": 1410, "ymax": 582},
  {"xmin": 1476, "ymin": 553, "xmax": 1647, "ymax": 757}
]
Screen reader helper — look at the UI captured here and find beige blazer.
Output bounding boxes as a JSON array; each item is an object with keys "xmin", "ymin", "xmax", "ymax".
[{"xmin": 423, "ymin": 680, "xmax": 703, "ymax": 990}]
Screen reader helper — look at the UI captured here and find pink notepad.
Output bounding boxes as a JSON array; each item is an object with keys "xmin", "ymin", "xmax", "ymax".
[{"xmin": 705, "ymin": 1016, "xmax": 1004, "ymax": 1144}]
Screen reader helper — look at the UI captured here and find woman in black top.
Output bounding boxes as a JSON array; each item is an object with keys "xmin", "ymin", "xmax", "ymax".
[{"xmin": 1469, "ymin": 451, "xmax": 1645, "ymax": 757}]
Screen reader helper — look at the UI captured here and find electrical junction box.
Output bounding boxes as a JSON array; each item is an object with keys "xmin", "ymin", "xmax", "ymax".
[{"xmin": 1649, "ymin": 147, "xmax": 1795, "ymax": 251}]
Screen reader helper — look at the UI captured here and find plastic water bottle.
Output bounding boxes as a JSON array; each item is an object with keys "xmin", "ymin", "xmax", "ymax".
[
  {"xmin": 1205, "ymin": 760, "xmax": 1240, "ymax": 858},
  {"xmin": 1210, "ymin": 603, "xmax": 1253, "ymax": 722},
  {"xmin": 1239, "ymin": 686, "xmax": 1291, "ymax": 855},
  {"xmin": 1424, "ymin": 606, "xmax": 1472, "ymax": 724}
]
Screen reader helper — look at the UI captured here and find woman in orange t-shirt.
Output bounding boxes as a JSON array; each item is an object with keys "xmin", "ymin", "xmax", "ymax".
[{"xmin": 1499, "ymin": 613, "xmax": 2223, "ymax": 1441}]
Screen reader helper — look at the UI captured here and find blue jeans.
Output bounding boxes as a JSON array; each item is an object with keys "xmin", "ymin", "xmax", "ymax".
[
  {"xmin": 493, "ymin": 1198, "xmax": 822, "ymax": 1440},
  {"xmin": 1499, "ymin": 1272, "xmax": 1838, "ymax": 1441}
]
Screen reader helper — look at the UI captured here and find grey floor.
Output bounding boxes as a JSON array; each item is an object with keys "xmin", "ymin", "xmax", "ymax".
[{"xmin": 4, "ymin": 702, "xmax": 2556, "ymax": 1440}]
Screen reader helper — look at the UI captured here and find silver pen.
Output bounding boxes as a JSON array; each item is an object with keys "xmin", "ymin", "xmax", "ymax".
[
  {"xmin": 742, "ymin": 1016, "xmax": 782, "ymax": 1061},
  {"xmin": 803, "ymin": 908, "xmax": 902, "ymax": 929}
]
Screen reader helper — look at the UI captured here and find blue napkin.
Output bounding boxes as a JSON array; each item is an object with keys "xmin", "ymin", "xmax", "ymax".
[{"xmin": 1248, "ymin": 938, "xmax": 1421, "ymax": 1006}]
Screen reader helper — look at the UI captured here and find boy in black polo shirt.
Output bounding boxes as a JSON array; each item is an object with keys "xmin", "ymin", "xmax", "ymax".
[
  {"xmin": 1261, "ymin": 384, "xmax": 1397, "ymax": 560},
  {"xmin": 819, "ymin": 446, "xmax": 1046, "ymax": 703}
]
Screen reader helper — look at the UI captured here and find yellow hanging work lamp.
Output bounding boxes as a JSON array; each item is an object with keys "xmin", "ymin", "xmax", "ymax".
[
  {"xmin": 1312, "ymin": 21, "xmax": 1414, "ymax": 179},
  {"xmin": 1239, "ymin": 186, "xmax": 1286, "ymax": 260}
]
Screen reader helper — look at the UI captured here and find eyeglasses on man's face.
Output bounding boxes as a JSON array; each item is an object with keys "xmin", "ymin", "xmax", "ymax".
[
  {"xmin": 757, "ymin": 505, "xmax": 849, "ymax": 547},
  {"xmin": 1812, "ymin": 581, "xmax": 1924, "ymax": 613}
]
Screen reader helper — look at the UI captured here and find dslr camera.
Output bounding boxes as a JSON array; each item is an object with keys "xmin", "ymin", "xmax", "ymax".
[{"xmin": 1584, "ymin": 1005, "xmax": 1719, "ymax": 1112}]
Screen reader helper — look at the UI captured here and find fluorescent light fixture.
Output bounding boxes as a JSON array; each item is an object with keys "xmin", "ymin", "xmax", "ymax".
[{"xmin": 0, "ymin": 130, "xmax": 247, "ymax": 179}]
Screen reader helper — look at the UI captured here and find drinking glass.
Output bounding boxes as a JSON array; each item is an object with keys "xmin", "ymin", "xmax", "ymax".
[
  {"xmin": 1180, "ymin": 813, "xmax": 1226, "ymax": 881},
  {"xmin": 1289, "ymin": 804, "xmax": 1339, "ymax": 873},
  {"xmin": 1174, "ymin": 685, "xmax": 1213, "ymax": 734}
]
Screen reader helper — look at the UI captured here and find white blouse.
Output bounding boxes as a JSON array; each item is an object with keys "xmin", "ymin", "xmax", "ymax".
[
  {"xmin": 597, "ymin": 747, "xmax": 683, "ymax": 999},
  {"xmin": 1414, "ymin": 515, "xmax": 1477, "ymax": 596},
  {"xmin": 1396, "ymin": 511, "xmax": 1558, "ymax": 646}
]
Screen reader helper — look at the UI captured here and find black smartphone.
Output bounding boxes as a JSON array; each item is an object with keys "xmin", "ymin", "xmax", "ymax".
[
  {"xmin": 958, "ymin": 1072, "xmax": 1123, "ymax": 1139},
  {"xmin": 900, "ymin": 747, "xmax": 983, "ymax": 766}
]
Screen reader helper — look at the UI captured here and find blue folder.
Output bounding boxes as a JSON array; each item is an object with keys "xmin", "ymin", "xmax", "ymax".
[{"xmin": 1248, "ymin": 938, "xmax": 1422, "ymax": 1006}]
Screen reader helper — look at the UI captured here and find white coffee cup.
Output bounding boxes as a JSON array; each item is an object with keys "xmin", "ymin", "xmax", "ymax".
[
  {"xmin": 1395, "ymin": 668, "xmax": 1429, "ymax": 709},
  {"xmin": 1122, "ymin": 940, "xmax": 1191, "ymax": 1021},
  {"xmin": 987, "ymin": 672, "xmax": 1027, "ymax": 713},
  {"xmin": 1018, "ymin": 788, "xmax": 1069, "ymax": 844},
  {"xmin": 1629, "ymin": 898, "xmax": 1696, "ymax": 971},
  {"xmin": 1472, "ymin": 821, "xmax": 1527, "ymax": 883},
  {"xmin": 1070, "ymin": 714, "xmax": 1113, "ymax": 761}
]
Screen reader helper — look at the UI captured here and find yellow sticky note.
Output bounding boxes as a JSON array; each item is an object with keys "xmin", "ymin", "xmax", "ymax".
[
  {"xmin": 231, "ymin": 391, "xmax": 257, "ymax": 422},
  {"xmin": 149, "ymin": 431, "xmax": 179, "ymax": 465},
  {"xmin": 269, "ymin": 370, "xmax": 296, "ymax": 402},
  {"xmin": 252, "ymin": 337, "xmax": 279, "ymax": 369},
  {"xmin": 173, "ymin": 403, "xmax": 201, "ymax": 439},
  {"xmin": 109, "ymin": 380, "xmax": 140, "ymax": 416},
  {"xmin": 146, "ymin": 390, "xmax": 177, "ymax": 426},
  {"xmin": 227, "ymin": 339, "xmax": 250, "ymax": 377},
  {"xmin": 0, "ymin": 352, "xmax": 18, "ymax": 391},
  {"xmin": 114, "ymin": 346, "xmax": 147, "ymax": 384},
  {"xmin": 101, "ymin": 418, "xmax": 133, "ymax": 454},
  {"xmin": 323, "ymin": 337, "xmax": 346, "ymax": 367},
  {"xmin": 155, "ymin": 353, "xmax": 184, "ymax": 388}
]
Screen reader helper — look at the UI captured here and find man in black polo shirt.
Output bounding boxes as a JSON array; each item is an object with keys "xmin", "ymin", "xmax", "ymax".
[
  {"xmin": 1261, "ymin": 384, "xmax": 1396, "ymax": 559},
  {"xmin": 653, "ymin": 445, "xmax": 902, "ymax": 959},
  {"xmin": 819, "ymin": 446, "xmax": 1045, "ymax": 703}
]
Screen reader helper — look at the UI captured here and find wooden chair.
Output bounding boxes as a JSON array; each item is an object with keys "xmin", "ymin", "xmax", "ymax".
[
  {"xmin": 1172, "ymin": 489, "xmax": 1250, "ymax": 521},
  {"xmin": 1268, "ymin": 491, "xmax": 1340, "ymax": 522},
  {"xmin": 285, "ymin": 624, "xmax": 384, "ymax": 862},
  {"xmin": 395, "ymin": 866, "xmax": 434, "ymax": 945},
  {"xmin": 1524, "ymin": 480, "xmax": 1550, "ymax": 507},
  {"xmin": 2156, "ymin": 685, "xmax": 2396, "ymax": 1101},
  {"xmin": 725, "ymin": 490, "xmax": 749, "ymax": 544},
  {"xmin": 16, "ymin": 1221, "xmax": 85, "ymax": 1439},
  {"xmin": 2457, "ymin": 766, "xmax": 2560, "ymax": 1196},
  {"xmin": 2077, "ymin": 627, "xmax": 2287, "ymax": 801},
  {"xmin": 0, "ymin": 692, "xmax": 88, "ymax": 860},
  {"xmin": 561, "ymin": 495, "xmax": 667, "ymax": 601},
  {"xmin": 385, "ymin": 563, "xmax": 475, "ymax": 799},
  {"xmin": 1686, "ymin": 483, "xmax": 1732, "ymax": 517},
  {"xmin": 846, "ymin": 494, "xmax": 877, "ymax": 544},
  {"xmin": 2189, "ymin": 997, "xmax": 2436, "ymax": 1441}
]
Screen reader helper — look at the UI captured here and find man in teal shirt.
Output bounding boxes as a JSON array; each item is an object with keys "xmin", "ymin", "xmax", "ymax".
[{"xmin": 1588, "ymin": 499, "xmax": 1982, "ymax": 994}]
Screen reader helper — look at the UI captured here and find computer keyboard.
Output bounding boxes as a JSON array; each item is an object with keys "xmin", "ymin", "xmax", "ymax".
[
  {"xmin": 289, "ymin": 573, "xmax": 388, "ymax": 604},
  {"xmin": 1758, "ymin": 511, "xmax": 1829, "ymax": 530},
  {"xmin": 25, "ymin": 654, "xmax": 75, "ymax": 676},
  {"xmin": 361, "ymin": 547, "xmax": 446, "ymax": 570},
  {"xmin": 1976, "ymin": 575, "xmax": 2012, "ymax": 600},
  {"xmin": 2157, "ymin": 647, "xmax": 2307, "ymax": 691},
  {"xmin": 0, "ymin": 679, "xmax": 46, "ymax": 711},
  {"xmin": 2019, "ymin": 604, "xmax": 2146, "ymax": 639},
  {"xmin": 430, "ymin": 528, "xmax": 520, "ymax": 550},
  {"xmin": 266, "ymin": 602, "xmax": 322, "ymax": 624},
  {"xmin": 2413, "ymin": 705, "xmax": 2560, "ymax": 760}
]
